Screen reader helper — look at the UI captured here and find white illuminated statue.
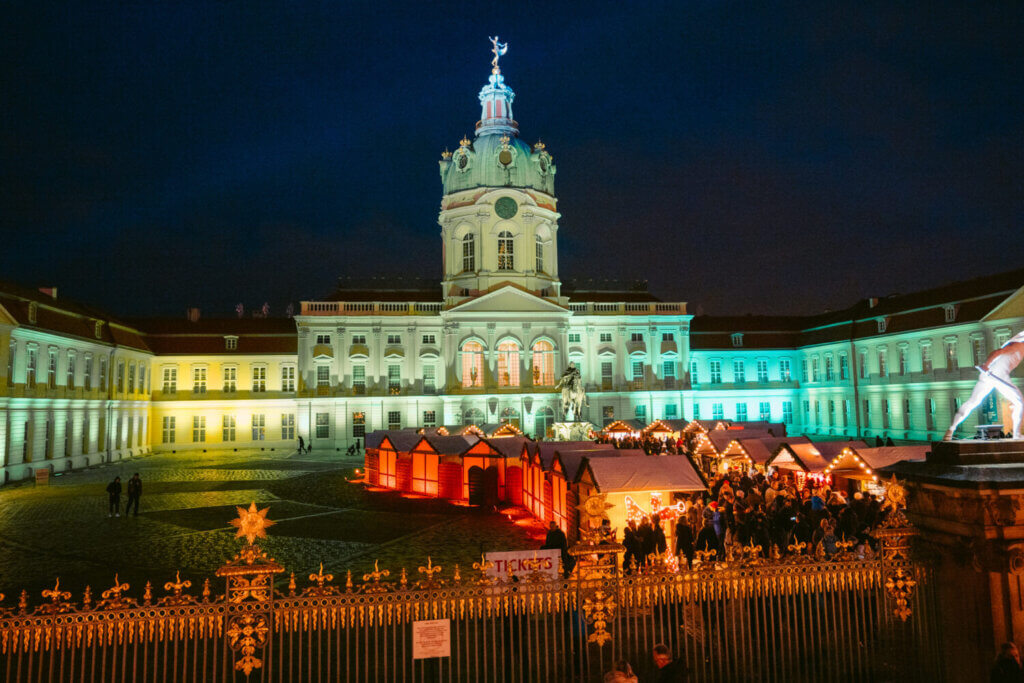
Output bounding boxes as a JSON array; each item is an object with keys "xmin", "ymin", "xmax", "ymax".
[
  {"xmin": 488, "ymin": 36, "xmax": 508, "ymax": 75},
  {"xmin": 944, "ymin": 330, "xmax": 1024, "ymax": 440},
  {"xmin": 555, "ymin": 361, "xmax": 588, "ymax": 422}
]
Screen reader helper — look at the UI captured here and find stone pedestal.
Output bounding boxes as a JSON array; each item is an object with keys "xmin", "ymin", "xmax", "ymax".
[
  {"xmin": 888, "ymin": 439, "xmax": 1024, "ymax": 681},
  {"xmin": 550, "ymin": 421, "xmax": 596, "ymax": 442}
]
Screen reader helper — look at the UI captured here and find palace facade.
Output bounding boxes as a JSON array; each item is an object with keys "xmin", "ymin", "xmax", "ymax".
[{"xmin": 1, "ymin": 53, "xmax": 1022, "ymax": 483}]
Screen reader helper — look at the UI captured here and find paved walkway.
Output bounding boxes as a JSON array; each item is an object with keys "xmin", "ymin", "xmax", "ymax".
[{"xmin": 0, "ymin": 449, "xmax": 540, "ymax": 603}]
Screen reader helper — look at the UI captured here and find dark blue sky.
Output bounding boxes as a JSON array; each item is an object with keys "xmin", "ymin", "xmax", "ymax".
[{"xmin": 3, "ymin": 1, "xmax": 1022, "ymax": 317}]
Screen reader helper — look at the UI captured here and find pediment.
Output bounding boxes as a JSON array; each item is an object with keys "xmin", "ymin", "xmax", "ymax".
[
  {"xmin": 448, "ymin": 286, "xmax": 568, "ymax": 315},
  {"xmin": 983, "ymin": 284, "xmax": 1024, "ymax": 322}
]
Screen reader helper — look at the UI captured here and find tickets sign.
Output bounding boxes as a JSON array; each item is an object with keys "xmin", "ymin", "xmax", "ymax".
[{"xmin": 484, "ymin": 549, "xmax": 560, "ymax": 581}]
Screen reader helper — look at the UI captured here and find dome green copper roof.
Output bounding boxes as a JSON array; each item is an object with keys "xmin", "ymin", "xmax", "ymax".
[{"xmin": 440, "ymin": 134, "xmax": 556, "ymax": 197}]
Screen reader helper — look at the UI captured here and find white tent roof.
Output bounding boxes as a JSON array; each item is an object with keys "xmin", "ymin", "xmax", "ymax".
[{"xmin": 584, "ymin": 455, "xmax": 706, "ymax": 493}]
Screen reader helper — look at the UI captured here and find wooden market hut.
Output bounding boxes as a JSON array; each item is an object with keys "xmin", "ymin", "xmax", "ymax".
[
  {"xmin": 719, "ymin": 436, "xmax": 810, "ymax": 470},
  {"xmin": 522, "ymin": 442, "xmax": 612, "ymax": 524},
  {"xmin": 822, "ymin": 445, "xmax": 928, "ymax": 494},
  {"xmin": 812, "ymin": 440, "xmax": 869, "ymax": 460},
  {"xmin": 766, "ymin": 442, "xmax": 834, "ymax": 488},
  {"xmin": 641, "ymin": 419, "xmax": 688, "ymax": 440},
  {"xmin": 574, "ymin": 454, "xmax": 707, "ymax": 545},
  {"xmin": 601, "ymin": 419, "xmax": 646, "ymax": 439},
  {"xmin": 365, "ymin": 430, "xmax": 424, "ymax": 487},
  {"xmin": 551, "ymin": 447, "xmax": 640, "ymax": 539},
  {"xmin": 403, "ymin": 434, "xmax": 476, "ymax": 498}
]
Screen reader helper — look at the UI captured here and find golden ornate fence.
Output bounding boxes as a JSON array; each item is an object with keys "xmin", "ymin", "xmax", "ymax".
[{"xmin": 0, "ymin": 504, "xmax": 940, "ymax": 682}]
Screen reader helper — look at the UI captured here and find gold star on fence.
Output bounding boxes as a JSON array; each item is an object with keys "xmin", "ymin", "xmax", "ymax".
[{"xmin": 229, "ymin": 502, "xmax": 275, "ymax": 545}]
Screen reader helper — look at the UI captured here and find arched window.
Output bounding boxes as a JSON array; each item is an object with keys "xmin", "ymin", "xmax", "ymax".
[
  {"xmin": 461, "ymin": 341, "xmax": 484, "ymax": 388},
  {"xmin": 462, "ymin": 234, "xmax": 475, "ymax": 272},
  {"xmin": 497, "ymin": 231, "xmax": 514, "ymax": 270},
  {"xmin": 497, "ymin": 341, "xmax": 520, "ymax": 387},
  {"xmin": 463, "ymin": 408, "xmax": 485, "ymax": 425},
  {"xmin": 535, "ymin": 235, "xmax": 544, "ymax": 273},
  {"xmin": 531, "ymin": 340, "xmax": 555, "ymax": 386},
  {"xmin": 534, "ymin": 406, "xmax": 555, "ymax": 439}
]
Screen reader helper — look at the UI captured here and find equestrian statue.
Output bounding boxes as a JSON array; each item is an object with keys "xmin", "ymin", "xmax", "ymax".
[{"xmin": 554, "ymin": 361, "xmax": 589, "ymax": 422}]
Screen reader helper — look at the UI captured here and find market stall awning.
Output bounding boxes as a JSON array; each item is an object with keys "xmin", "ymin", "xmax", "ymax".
[{"xmin": 578, "ymin": 454, "xmax": 706, "ymax": 493}]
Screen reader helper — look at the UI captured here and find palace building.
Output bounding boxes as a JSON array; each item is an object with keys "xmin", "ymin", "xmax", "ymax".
[{"xmin": 0, "ymin": 49, "xmax": 1022, "ymax": 483}]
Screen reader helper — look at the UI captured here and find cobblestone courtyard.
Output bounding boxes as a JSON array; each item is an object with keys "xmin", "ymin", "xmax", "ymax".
[{"xmin": 0, "ymin": 449, "xmax": 541, "ymax": 601}]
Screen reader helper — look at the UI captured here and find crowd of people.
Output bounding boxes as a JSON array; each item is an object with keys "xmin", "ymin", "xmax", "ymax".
[{"xmin": 593, "ymin": 432, "xmax": 693, "ymax": 455}]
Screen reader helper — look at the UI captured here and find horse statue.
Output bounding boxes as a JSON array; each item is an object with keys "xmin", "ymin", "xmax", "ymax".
[{"xmin": 554, "ymin": 362, "xmax": 588, "ymax": 422}]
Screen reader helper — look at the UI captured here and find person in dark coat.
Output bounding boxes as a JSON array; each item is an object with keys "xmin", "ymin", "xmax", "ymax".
[
  {"xmin": 652, "ymin": 643, "xmax": 689, "ymax": 682},
  {"xmin": 651, "ymin": 515, "xmax": 668, "ymax": 556},
  {"xmin": 623, "ymin": 521, "xmax": 641, "ymax": 572},
  {"xmin": 106, "ymin": 477, "xmax": 122, "ymax": 518},
  {"xmin": 695, "ymin": 519, "xmax": 721, "ymax": 561},
  {"xmin": 540, "ymin": 521, "xmax": 573, "ymax": 576},
  {"xmin": 638, "ymin": 519, "xmax": 655, "ymax": 566},
  {"xmin": 297, "ymin": 435, "xmax": 306, "ymax": 453},
  {"xmin": 675, "ymin": 519, "xmax": 695, "ymax": 569},
  {"xmin": 126, "ymin": 473, "xmax": 142, "ymax": 516},
  {"xmin": 991, "ymin": 642, "xmax": 1024, "ymax": 683}
]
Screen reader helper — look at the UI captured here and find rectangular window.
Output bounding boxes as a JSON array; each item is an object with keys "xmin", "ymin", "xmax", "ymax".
[
  {"xmin": 352, "ymin": 412, "xmax": 366, "ymax": 438},
  {"xmin": 843, "ymin": 400, "xmax": 851, "ymax": 427},
  {"xmin": 926, "ymin": 398, "xmax": 935, "ymax": 431},
  {"xmin": 904, "ymin": 399, "xmax": 912, "ymax": 429},
  {"xmin": 599, "ymin": 332, "xmax": 613, "ymax": 343},
  {"xmin": 736, "ymin": 403, "xmax": 748, "ymax": 421},
  {"xmin": 252, "ymin": 414, "xmax": 266, "ymax": 441},
  {"xmin": 828, "ymin": 400, "xmax": 835, "ymax": 426},
  {"xmin": 225, "ymin": 336, "xmax": 238, "ymax": 350},
  {"xmin": 162, "ymin": 416, "xmax": 175, "ymax": 444},
  {"xmin": 811, "ymin": 357, "xmax": 820, "ymax": 382},
  {"xmin": 192, "ymin": 367, "xmax": 207, "ymax": 394},
  {"xmin": 127, "ymin": 364, "xmax": 135, "ymax": 392},
  {"xmin": 353, "ymin": 365, "xmax": 366, "ymax": 394},
  {"xmin": 282, "ymin": 414, "xmax": 295, "ymax": 440},
  {"xmin": 387, "ymin": 411, "xmax": 401, "ymax": 430},
  {"xmin": 945, "ymin": 340, "xmax": 958, "ymax": 371},
  {"xmin": 351, "ymin": 334, "xmax": 366, "ymax": 345},
  {"xmin": 759, "ymin": 401, "xmax": 770, "ymax": 421},
  {"xmin": 863, "ymin": 399, "xmax": 871, "ymax": 426},
  {"xmin": 83, "ymin": 354, "xmax": 92, "ymax": 390},
  {"xmin": 423, "ymin": 410, "xmax": 436, "ymax": 427},
  {"xmin": 115, "ymin": 360, "xmax": 123, "ymax": 392},
  {"xmin": 224, "ymin": 367, "xmax": 237, "ymax": 392},
  {"xmin": 162, "ymin": 367, "xmax": 177, "ymax": 393},
  {"xmin": 803, "ymin": 400, "xmax": 810, "ymax": 422},
  {"xmin": 252, "ymin": 366, "xmax": 267, "ymax": 392},
  {"xmin": 712, "ymin": 403, "xmax": 724, "ymax": 420},
  {"xmin": 48, "ymin": 349, "xmax": 58, "ymax": 389},
  {"xmin": 66, "ymin": 353, "xmax": 76, "ymax": 389},
  {"xmin": 6, "ymin": 340, "xmax": 15, "ymax": 387},
  {"xmin": 312, "ymin": 412, "xmax": 328, "ymax": 438},
  {"xmin": 631, "ymin": 360, "xmax": 644, "ymax": 379},
  {"xmin": 424, "ymin": 365, "xmax": 436, "ymax": 394},
  {"xmin": 99, "ymin": 356, "xmax": 107, "ymax": 391},
  {"xmin": 858, "ymin": 349, "xmax": 868, "ymax": 379},
  {"xmin": 665, "ymin": 403, "xmax": 678, "ymax": 419},
  {"xmin": 138, "ymin": 365, "xmax": 146, "ymax": 393},
  {"xmin": 878, "ymin": 350, "xmax": 887, "ymax": 378},
  {"xmin": 388, "ymin": 364, "xmax": 401, "ymax": 394},
  {"xmin": 602, "ymin": 406, "xmax": 614, "ymax": 426},
  {"xmin": 839, "ymin": 355, "xmax": 850, "ymax": 380},
  {"xmin": 317, "ymin": 365, "xmax": 330, "ymax": 387},
  {"xmin": 756, "ymin": 359, "xmax": 768, "ymax": 383},
  {"xmin": 662, "ymin": 332, "xmax": 674, "ymax": 342},
  {"xmin": 824, "ymin": 356, "xmax": 834, "ymax": 382},
  {"xmin": 281, "ymin": 366, "xmax": 295, "ymax": 392},
  {"xmin": 782, "ymin": 401, "xmax": 793, "ymax": 425},
  {"xmin": 223, "ymin": 415, "xmax": 236, "ymax": 442},
  {"xmin": 536, "ymin": 237, "xmax": 544, "ymax": 272},
  {"xmin": 898, "ymin": 348, "xmax": 908, "ymax": 376},
  {"xmin": 690, "ymin": 360, "xmax": 699, "ymax": 385},
  {"xmin": 733, "ymin": 360, "xmax": 745, "ymax": 383},
  {"xmin": 192, "ymin": 416, "xmax": 206, "ymax": 442},
  {"xmin": 635, "ymin": 404, "xmax": 647, "ymax": 419},
  {"xmin": 421, "ymin": 334, "xmax": 436, "ymax": 345},
  {"xmin": 316, "ymin": 334, "xmax": 331, "ymax": 345},
  {"xmin": 921, "ymin": 344, "xmax": 932, "ymax": 373},
  {"xmin": 709, "ymin": 360, "xmax": 722, "ymax": 384},
  {"xmin": 779, "ymin": 358, "xmax": 792, "ymax": 382},
  {"xmin": 801, "ymin": 359, "xmax": 809, "ymax": 382},
  {"xmin": 463, "ymin": 235, "xmax": 475, "ymax": 272},
  {"xmin": 814, "ymin": 401, "xmax": 821, "ymax": 424},
  {"xmin": 883, "ymin": 399, "xmax": 891, "ymax": 429},
  {"xmin": 387, "ymin": 334, "xmax": 401, "ymax": 345},
  {"xmin": 568, "ymin": 333, "xmax": 581, "ymax": 343},
  {"xmin": 996, "ymin": 330, "xmax": 1011, "ymax": 348},
  {"xmin": 601, "ymin": 361, "xmax": 613, "ymax": 389},
  {"xmin": 630, "ymin": 332, "xmax": 644, "ymax": 343},
  {"xmin": 972, "ymin": 337, "xmax": 986, "ymax": 366},
  {"xmin": 693, "ymin": 403, "xmax": 701, "ymax": 420},
  {"xmin": 662, "ymin": 360, "xmax": 676, "ymax": 380}
]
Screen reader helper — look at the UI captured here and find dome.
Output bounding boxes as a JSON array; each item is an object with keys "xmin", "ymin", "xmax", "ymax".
[{"xmin": 440, "ymin": 133, "xmax": 556, "ymax": 196}]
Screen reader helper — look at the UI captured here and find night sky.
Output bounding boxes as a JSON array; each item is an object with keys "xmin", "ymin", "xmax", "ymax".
[{"xmin": 3, "ymin": 2, "xmax": 1022, "ymax": 318}]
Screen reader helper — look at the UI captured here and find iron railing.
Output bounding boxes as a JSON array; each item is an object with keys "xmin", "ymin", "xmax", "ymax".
[{"xmin": 0, "ymin": 509, "xmax": 938, "ymax": 682}]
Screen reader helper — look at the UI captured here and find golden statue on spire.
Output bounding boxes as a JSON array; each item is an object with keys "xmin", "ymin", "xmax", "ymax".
[{"xmin": 489, "ymin": 36, "xmax": 508, "ymax": 75}]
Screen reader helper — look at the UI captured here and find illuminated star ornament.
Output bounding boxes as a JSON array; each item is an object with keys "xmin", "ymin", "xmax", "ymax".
[{"xmin": 230, "ymin": 502, "xmax": 275, "ymax": 545}]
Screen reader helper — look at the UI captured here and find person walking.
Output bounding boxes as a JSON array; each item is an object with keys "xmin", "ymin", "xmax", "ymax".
[
  {"xmin": 298, "ymin": 435, "xmax": 306, "ymax": 454},
  {"xmin": 126, "ymin": 473, "xmax": 142, "ymax": 516},
  {"xmin": 106, "ymin": 476, "xmax": 122, "ymax": 518}
]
